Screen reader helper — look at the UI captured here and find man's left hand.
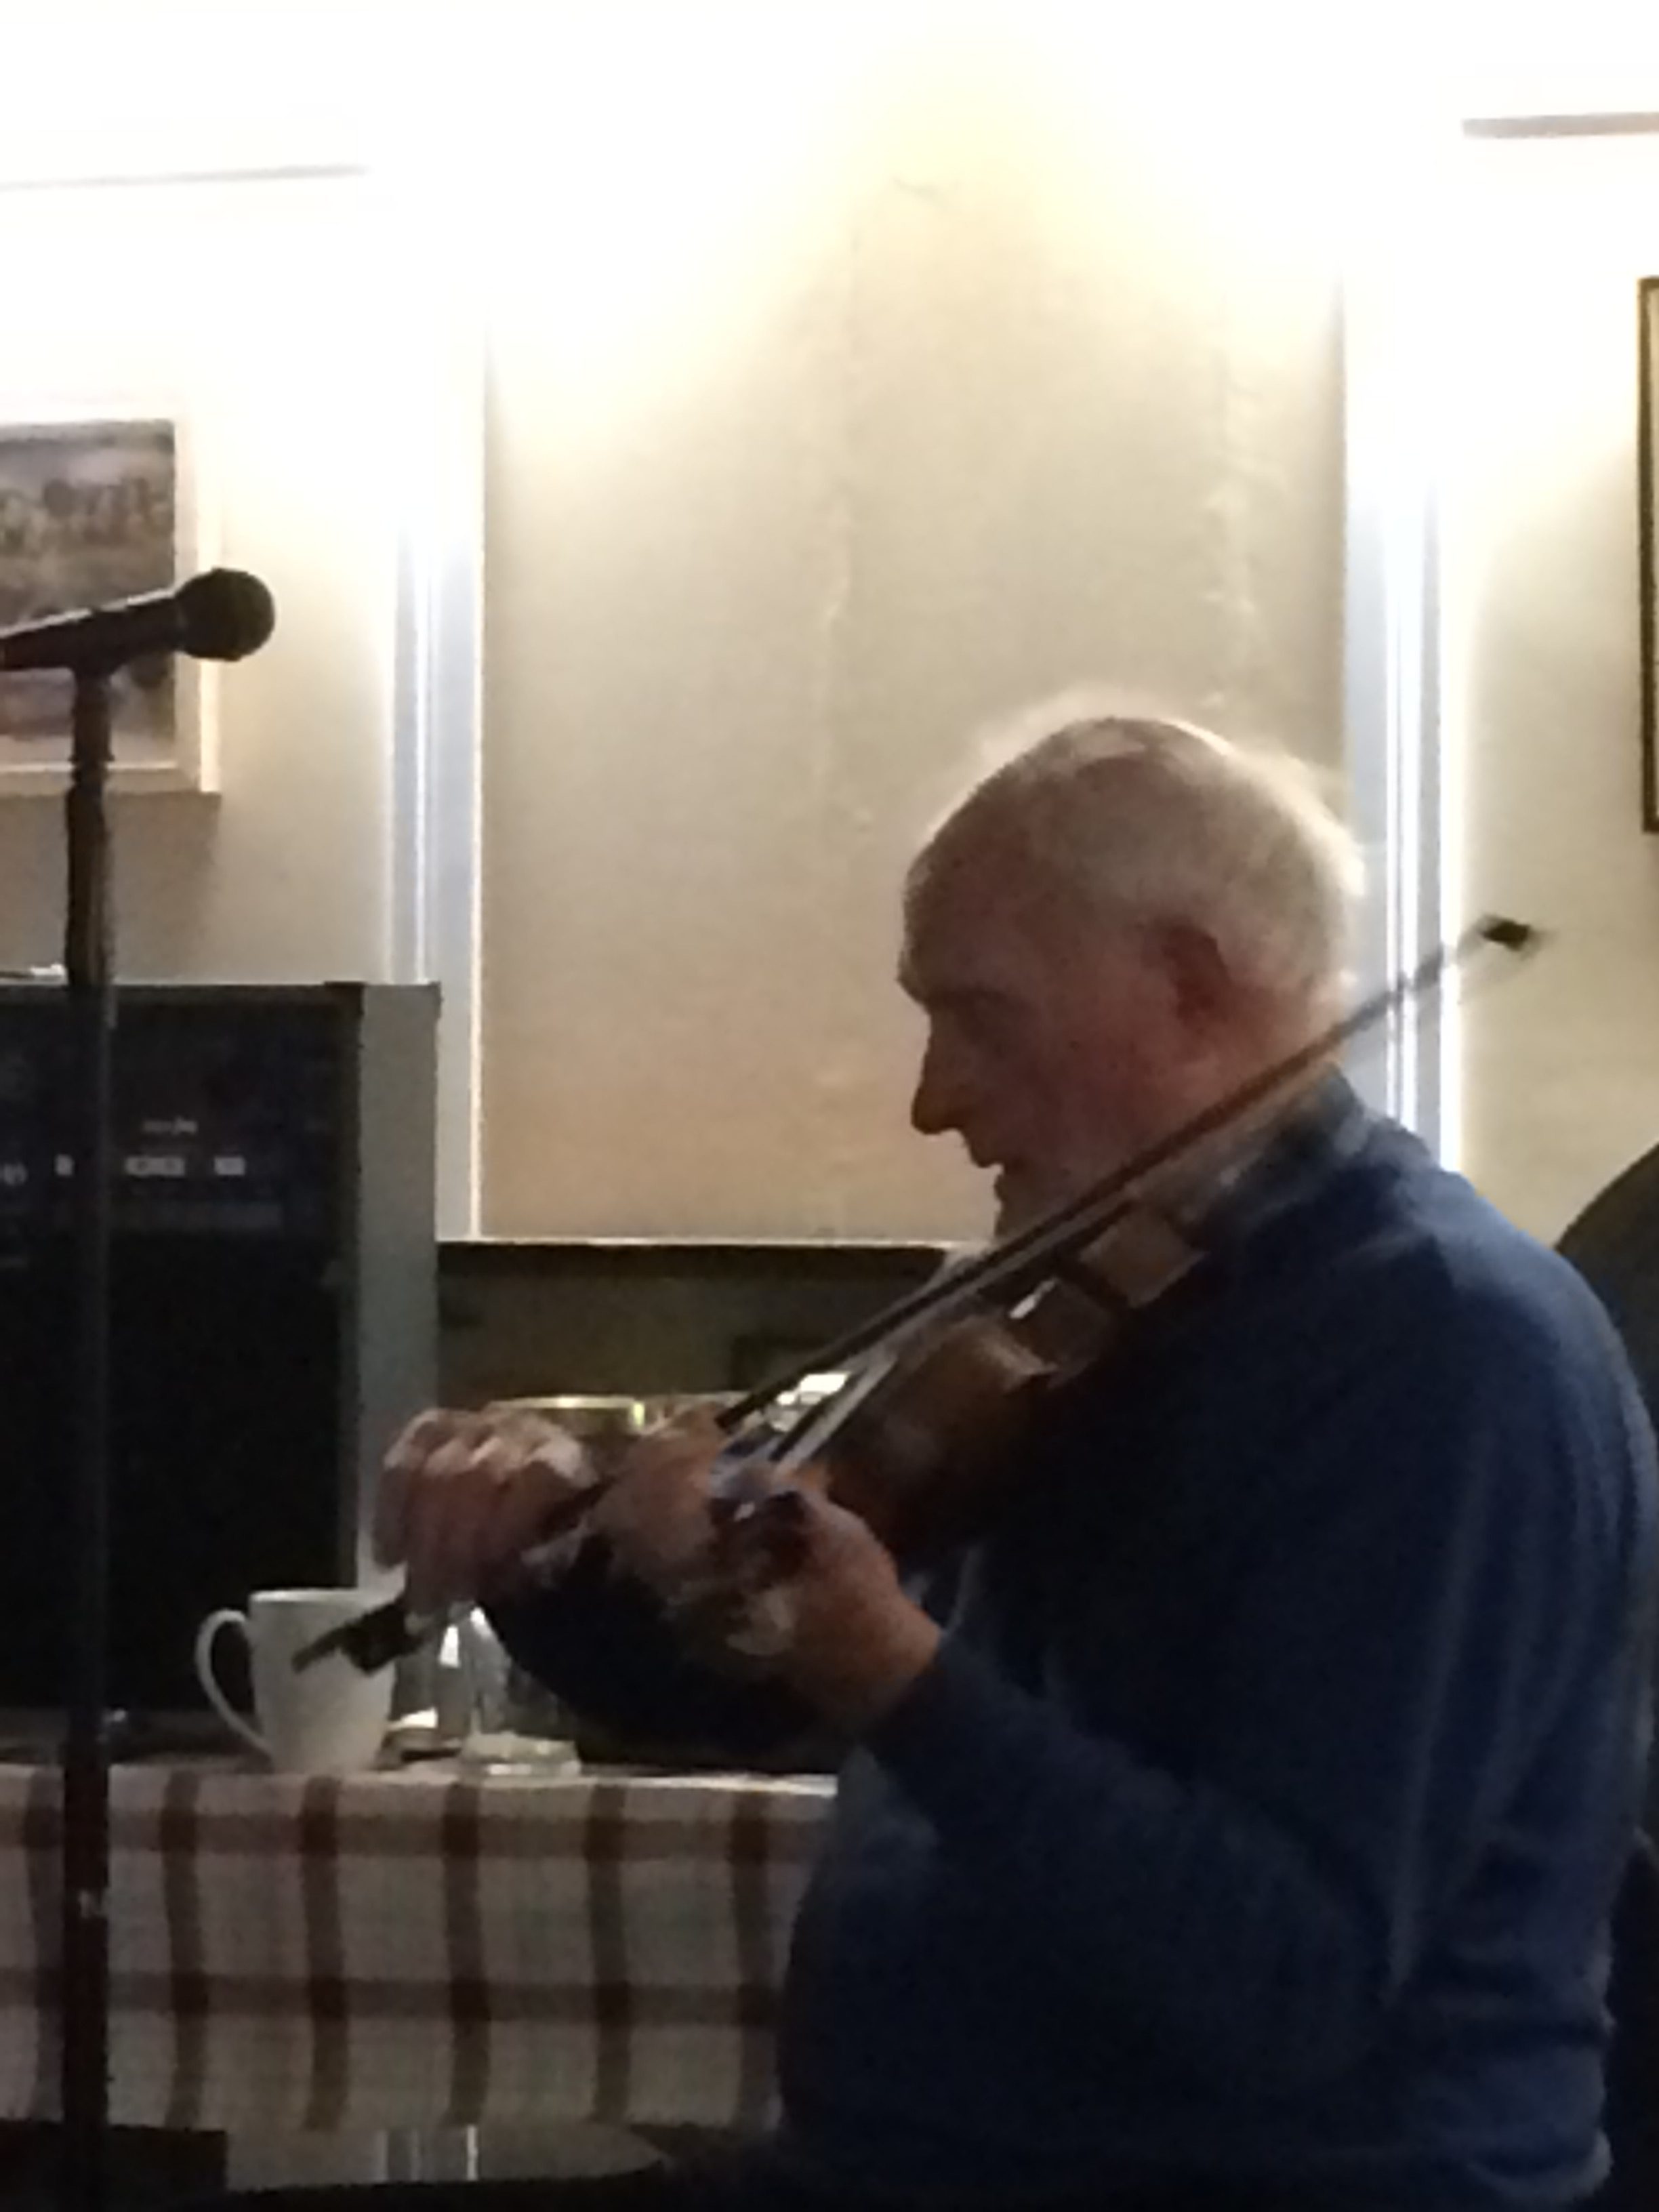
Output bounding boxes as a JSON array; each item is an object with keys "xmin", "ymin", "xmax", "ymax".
[{"xmin": 589, "ymin": 1422, "xmax": 941, "ymax": 1734}]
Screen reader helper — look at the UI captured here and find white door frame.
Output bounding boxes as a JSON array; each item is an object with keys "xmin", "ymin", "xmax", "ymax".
[{"xmin": 1344, "ymin": 98, "xmax": 1659, "ymax": 1163}]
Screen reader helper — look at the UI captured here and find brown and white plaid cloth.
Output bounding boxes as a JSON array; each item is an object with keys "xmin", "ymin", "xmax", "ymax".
[{"xmin": 0, "ymin": 1761, "xmax": 831, "ymax": 2135}]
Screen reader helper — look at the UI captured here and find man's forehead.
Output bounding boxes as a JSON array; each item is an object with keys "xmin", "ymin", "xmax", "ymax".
[
  {"xmin": 900, "ymin": 847, "xmax": 1045, "ymax": 991},
  {"xmin": 908, "ymin": 810, "xmax": 1023, "ymax": 912},
  {"xmin": 902, "ymin": 841, "xmax": 992, "ymax": 950},
  {"xmin": 906, "ymin": 813, "xmax": 1063, "ymax": 937},
  {"xmin": 898, "ymin": 875, "xmax": 976, "ymax": 996}
]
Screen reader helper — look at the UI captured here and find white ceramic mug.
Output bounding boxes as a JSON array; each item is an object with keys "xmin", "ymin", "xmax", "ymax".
[{"xmin": 194, "ymin": 1589, "xmax": 395, "ymax": 1772}]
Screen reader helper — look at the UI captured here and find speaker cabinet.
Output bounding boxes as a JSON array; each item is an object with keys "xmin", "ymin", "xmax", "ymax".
[{"xmin": 0, "ymin": 983, "xmax": 436, "ymax": 1719}]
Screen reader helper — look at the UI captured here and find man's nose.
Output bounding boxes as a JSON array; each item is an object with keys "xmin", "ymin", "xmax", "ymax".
[{"xmin": 909, "ymin": 1037, "xmax": 961, "ymax": 1136}]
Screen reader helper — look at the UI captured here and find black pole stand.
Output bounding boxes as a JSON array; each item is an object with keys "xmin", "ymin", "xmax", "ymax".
[{"xmin": 58, "ymin": 665, "xmax": 117, "ymax": 2212}]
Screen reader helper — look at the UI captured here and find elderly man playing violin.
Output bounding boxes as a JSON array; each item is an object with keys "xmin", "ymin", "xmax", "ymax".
[{"xmin": 358, "ymin": 710, "xmax": 1652, "ymax": 2212}]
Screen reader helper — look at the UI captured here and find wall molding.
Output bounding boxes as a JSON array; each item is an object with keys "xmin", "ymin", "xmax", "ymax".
[{"xmin": 383, "ymin": 163, "xmax": 485, "ymax": 1239}]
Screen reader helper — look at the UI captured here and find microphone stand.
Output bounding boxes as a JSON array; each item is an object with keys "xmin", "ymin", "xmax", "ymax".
[{"xmin": 58, "ymin": 663, "xmax": 117, "ymax": 2212}]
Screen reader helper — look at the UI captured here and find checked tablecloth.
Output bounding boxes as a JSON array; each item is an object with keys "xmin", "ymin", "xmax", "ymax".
[{"xmin": 0, "ymin": 1761, "xmax": 832, "ymax": 2136}]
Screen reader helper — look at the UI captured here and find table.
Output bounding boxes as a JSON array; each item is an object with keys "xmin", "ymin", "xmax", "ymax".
[{"xmin": 0, "ymin": 1760, "xmax": 832, "ymax": 2139}]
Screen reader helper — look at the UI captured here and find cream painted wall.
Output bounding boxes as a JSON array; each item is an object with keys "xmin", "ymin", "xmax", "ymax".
[
  {"xmin": 478, "ymin": 5, "xmax": 1347, "ymax": 1240},
  {"xmin": 1446, "ymin": 134, "xmax": 1659, "ymax": 1242},
  {"xmin": 12, "ymin": 6, "xmax": 1659, "ymax": 1248},
  {"xmin": 0, "ymin": 3, "xmax": 445, "ymax": 991},
  {"xmin": 0, "ymin": 3, "xmax": 1352, "ymax": 1244},
  {"xmin": 0, "ymin": 172, "xmax": 402, "ymax": 985}
]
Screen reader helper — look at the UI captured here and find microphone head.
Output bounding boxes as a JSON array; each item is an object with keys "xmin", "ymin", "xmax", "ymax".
[{"xmin": 175, "ymin": 569, "xmax": 276, "ymax": 662}]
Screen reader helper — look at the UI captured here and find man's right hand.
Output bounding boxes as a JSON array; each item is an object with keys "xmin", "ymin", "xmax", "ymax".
[{"xmin": 373, "ymin": 1407, "xmax": 598, "ymax": 1612}]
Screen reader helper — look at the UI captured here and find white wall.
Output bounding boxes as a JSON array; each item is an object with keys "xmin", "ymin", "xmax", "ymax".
[
  {"xmin": 0, "ymin": 2, "xmax": 443, "ymax": 990},
  {"xmin": 477, "ymin": 5, "xmax": 1348, "ymax": 1239},
  {"xmin": 1444, "ymin": 131, "xmax": 1659, "ymax": 1240},
  {"xmin": 0, "ymin": 171, "xmax": 404, "ymax": 984},
  {"xmin": 0, "ymin": 1, "xmax": 1354, "ymax": 1244},
  {"xmin": 16, "ymin": 4, "xmax": 1659, "ymax": 1250}
]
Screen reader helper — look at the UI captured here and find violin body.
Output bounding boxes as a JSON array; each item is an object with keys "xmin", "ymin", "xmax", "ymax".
[
  {"xmin": 813, "ymin": 1314, "xmax": 1057, "ymax": 1554},
  {"xmin": 697, "ymin": 1197, "xmax": 1211, "ymax": 1643}
]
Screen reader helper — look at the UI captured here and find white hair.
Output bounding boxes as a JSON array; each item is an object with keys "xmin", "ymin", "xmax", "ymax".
[{"xmin": 914, "ymin": 695, "xmax": 1365, "ymax": 1017}]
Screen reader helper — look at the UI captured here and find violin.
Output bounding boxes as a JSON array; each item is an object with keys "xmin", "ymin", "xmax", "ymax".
[{"xmin": 298, "ymin": 916, "xmax": 1538, "ymax": 1678}]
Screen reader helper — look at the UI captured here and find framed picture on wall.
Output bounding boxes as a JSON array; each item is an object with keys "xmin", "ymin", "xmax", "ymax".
[
  {"xmin": 1641, "ymin": 279, "xmax": 1659, "ymax": 832},
  {"xmin": 0, "ymin": 413, "xmax": 213, "ymax": 793}
]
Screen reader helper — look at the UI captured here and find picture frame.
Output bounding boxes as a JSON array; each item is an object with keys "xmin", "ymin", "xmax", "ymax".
[
  {"xmin": 0, "ymin": 410, "xmax": 214, "ymax": 794},
  {"xmin": 1641, "ymin": 277, "xmax": 1659, "ymax": 832}
]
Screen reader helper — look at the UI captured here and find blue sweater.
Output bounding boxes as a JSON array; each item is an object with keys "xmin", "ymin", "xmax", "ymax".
[{"xmin": 493, "ymin": 1089, "xmax": 1658, "ymax": 2209}]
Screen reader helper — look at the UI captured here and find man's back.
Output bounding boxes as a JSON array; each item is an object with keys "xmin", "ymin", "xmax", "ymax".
[
  {"xmin": 494, "ymin": 1091, "xmax": 1658, "ymax": 2209},
  {"xmin": 770, "ymin": 1097, "xmax": 1658, "ymax": 2208}
]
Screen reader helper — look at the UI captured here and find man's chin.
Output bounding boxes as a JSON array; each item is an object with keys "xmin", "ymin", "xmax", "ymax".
[
  {"xmin": 993, "ymin": 1176, "xmax": 1049, "ymax": 1236},
  {"xmin": 994, "ymin": 1165, "xmax": 1109, "ymax": 1237}
]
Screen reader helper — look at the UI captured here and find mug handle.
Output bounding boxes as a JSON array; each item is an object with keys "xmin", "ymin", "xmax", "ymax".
[{"xmin": 193, "ymin": 1609, "xmax": 268, "ymax": 1757}]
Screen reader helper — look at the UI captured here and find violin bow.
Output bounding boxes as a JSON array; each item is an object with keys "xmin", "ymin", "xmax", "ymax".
[
  {"xmin": 296, "ymin": 913, "xmax": 1539, "ymax": 1677},
  {"xmin": 723, "ymin": 914, "xmax": 1540, "ymax": 1427}
]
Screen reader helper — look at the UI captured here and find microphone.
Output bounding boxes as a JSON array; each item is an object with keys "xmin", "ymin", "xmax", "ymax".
[{"xmin": 0, "ymin": 568, "xmax": 276, "ymax": 673}]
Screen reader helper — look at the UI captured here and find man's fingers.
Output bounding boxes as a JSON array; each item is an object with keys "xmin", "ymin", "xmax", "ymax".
[
  {"xmin": 384, "ymin": 1406, "xmax": 467, "ymax": 1463},
  {"xmin": 662, "ymin": 1403, "xmax": 725, "ymax": 1442},
  {"xmin": 404, "ymin": 1452, "xmax": 512, "ymax": 1608},
  {"xmin": 374, "ymin": 1409, "xmax": 475, "ymax": 1563},
  {"xmin": 380, "ymin": 1401, "xmax": 739, "ymax": 1611},
  {"xmin": 403, "ymin": 1433, "xmax": 542, "ymax": 1602},
  {"xmin": 374, "ymin": 1408, "xmax": 594, "ymax": 1597}
]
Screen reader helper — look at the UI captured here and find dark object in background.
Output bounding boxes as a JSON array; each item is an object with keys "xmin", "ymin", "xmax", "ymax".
[
  {"xmin": 1591, "ymin": 1832, "xmax": 1659, "ymax": 2210},
  {"xmin": 1559, "ymin": 1139, "xmax": 1659, "ymax": 1450},
  {"xmin": 0, "ymin": 2121, "xmax": 222, "ymax": 2209},
  {"xmin": 437, "ymin": 1237, "xmax": 947, "ymax": 1408},
  {"xmin": 567, "ymin": 1711, "xmax": 842, "ymax": 1776},
  {"xmin": 0, "ymin": 983, "xmax": 436, "ymax": 1721},
  {"xmin": 1557, "ymin": 1141, "xmax": 1659, "ymax": 1831},
  {"xmin": 1558, "ymin": 1143, "xmax": 1659, "ymax": 1840}
]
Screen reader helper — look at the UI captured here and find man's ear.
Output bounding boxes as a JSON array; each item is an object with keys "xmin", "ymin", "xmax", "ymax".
[{"xmin": 1149, "ymin": 920, "xmax": 1237, "ymax": 1042}]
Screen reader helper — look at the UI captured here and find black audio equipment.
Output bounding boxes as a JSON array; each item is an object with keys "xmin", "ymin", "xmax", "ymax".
[{"xmin": 0, "ymin": 983, "xmax": 436, "ymax": 1720}]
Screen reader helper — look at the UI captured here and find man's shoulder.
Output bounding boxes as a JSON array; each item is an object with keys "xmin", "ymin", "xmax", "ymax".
[
  {"xmin": 1226, "ymin": 1115, "xmax": 1654, "ymax": 1517},
  {"xmin": 1217, "ymin": 1125, "xmax": 1658, "ymax": 1580},
  {"xmin": 1292, "ymin": 1110, "xmax": 1622, "ymax": 1364}
]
